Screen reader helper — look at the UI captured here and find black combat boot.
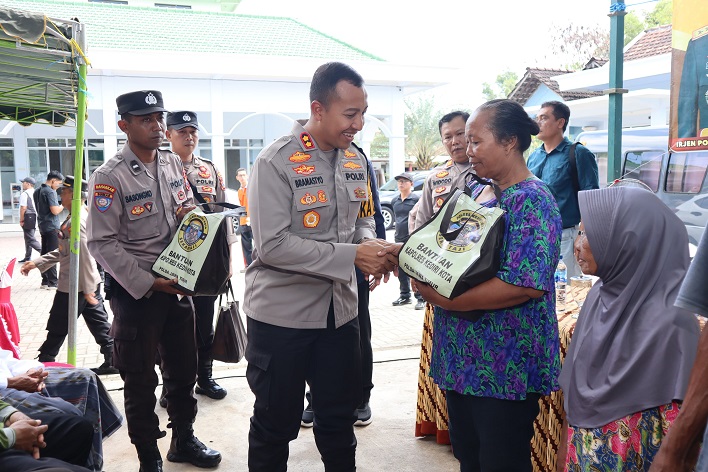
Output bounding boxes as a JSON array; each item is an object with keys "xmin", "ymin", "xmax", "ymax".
[
  {"xmin": 195, "ymin": 355, "xmax": 227, "ymax": 400},
  {"xmin": 92, "ymin": 344, "xmax": 119, "ymax": 375},
  {"xmin": 136, "ymin": 442, "xmax": 163, "ymax": 472},
  {"xmin": 166, "ymin": 423, "xmax": 221, "ymax": 468}
]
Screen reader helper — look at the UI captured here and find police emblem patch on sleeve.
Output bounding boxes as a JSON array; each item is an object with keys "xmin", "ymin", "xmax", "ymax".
[{"xmin": 93, "ymin": 183, "xmax": 116, "ymax": 213}]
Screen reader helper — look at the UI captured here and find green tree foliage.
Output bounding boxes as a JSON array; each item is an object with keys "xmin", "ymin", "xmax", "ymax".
[
  {"xmin": 624, "ymin": 12, "xmax": 646, "ymax": 45},
  {"xmin": 404, "ymin": 96, "xmax": 443, "ymax": 170},
  {"xmin": 482, "ymin": 70, "xmax": 520, "ymax": 100},
  {"xmin": 645, "ymin": 0, "xmax": 672, "ymax": 27},
  {"xmin": 624, "ymin": 0, "xmax": 673, "ymax": 45},
  {"xmin": 368, "ymin": 129, "xmax": 389, "ymax": 159}
]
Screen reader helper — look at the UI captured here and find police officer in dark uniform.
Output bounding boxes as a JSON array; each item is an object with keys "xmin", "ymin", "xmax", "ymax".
[
  {"xmin": 678, "ymin": 25, "xmax": 708, "ymax": 138},
  {"xmin": 165, "ymin": 110, "xmax": 227, "ymax": 400},
  {"xmin": 87, "ymin": 90, "xmax": 221, "ymax": 472}
]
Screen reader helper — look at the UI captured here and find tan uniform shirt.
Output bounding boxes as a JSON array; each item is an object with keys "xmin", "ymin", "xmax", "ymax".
[
  {"xmin": 33, "ymin": 206, "xmax": 100, "ymax": 294},
  {"xmin": 87, "ymin": 145, "xmax": 194, "ymax": 300},
  {"xmin": 414, "ymin": 160, "xmax": 473, "ymax": 229},
  {"xmin": 244, "ymin": 120, "xmax": 376, "ymax": 329},
  {"xmin": 182, "ymin": 155, "xmax": 227, "ymax": 212}
]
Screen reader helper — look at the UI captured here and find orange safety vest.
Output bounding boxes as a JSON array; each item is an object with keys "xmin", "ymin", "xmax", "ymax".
[{"xmin": 237, "ymin": 185, "xmax": 249, "ymax": 226}]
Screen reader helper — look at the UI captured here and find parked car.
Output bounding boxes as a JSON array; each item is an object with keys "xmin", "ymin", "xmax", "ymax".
[
  {"xmin": 378, "ymin": 170, "xmax": 431, "ymax": 230},
  {"xmin": 576, "ymin": 126, "xmax": 708, "ymax": 254}
]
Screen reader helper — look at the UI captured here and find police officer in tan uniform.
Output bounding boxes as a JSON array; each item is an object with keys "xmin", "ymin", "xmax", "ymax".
[
  {"xmin": 244, "ymin": 62, "xmax": 393, "ymax": 471},
  {"xmin": 165, "ymin": 110, "xmax": 227, "ymax": 400},
  {"xmin": 21, "ymin": 175, "xmax": 117, "ymax": 375},
  {"xmin": 86, "ymin": 90, "xmax": 221, "ymax": 472},
  {"xmin": 415, "ymin": 111, "xmax": 473, "ymax": 229}
]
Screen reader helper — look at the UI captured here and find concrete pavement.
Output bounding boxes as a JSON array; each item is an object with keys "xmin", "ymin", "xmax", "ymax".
[{"xmin": 0, "ymin": 225, "xmax": 459, "ymax": 471}]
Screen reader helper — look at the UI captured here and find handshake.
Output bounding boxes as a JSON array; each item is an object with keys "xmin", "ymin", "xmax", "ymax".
[{"xmin": 354, "ymin": 238, "xmax": 403, "ymax": 290}]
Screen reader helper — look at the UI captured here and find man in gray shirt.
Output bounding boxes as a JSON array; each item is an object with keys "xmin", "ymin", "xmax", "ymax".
[{"xmin": 33, "ymin": 170, "xmax": 64, "ymax": 289}]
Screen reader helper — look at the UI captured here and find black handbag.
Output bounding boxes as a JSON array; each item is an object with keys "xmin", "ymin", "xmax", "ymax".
[
  {"xmin": 212, "ymin": 281, "xmax": 247, "ymax": 363},
  {"xmin": 23, "ymin": 212, "xmax": 36, "ymax": 230},
  {"xmin": 399, "ymin": 175, "xmax": 506, "ymax": 320}
]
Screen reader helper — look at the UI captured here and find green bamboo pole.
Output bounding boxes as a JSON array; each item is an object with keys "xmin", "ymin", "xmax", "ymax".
[{"xmin": 67, "ymin": 24, "xmax": 88, "ymax": 366}]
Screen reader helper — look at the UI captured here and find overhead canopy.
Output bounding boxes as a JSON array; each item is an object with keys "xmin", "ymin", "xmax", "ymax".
[{"xmin": 0, "ymin": 7, "xmax": 83, "ymax": 126}]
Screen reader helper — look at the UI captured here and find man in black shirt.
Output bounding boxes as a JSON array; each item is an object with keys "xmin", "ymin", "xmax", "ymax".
[
  {"xmin": 33, "ymin": 170, "xmax": 64, "ymax": 290},
  {"xmin": 391, "ymin": 172, "xmax": 424, "ymax": 310}
]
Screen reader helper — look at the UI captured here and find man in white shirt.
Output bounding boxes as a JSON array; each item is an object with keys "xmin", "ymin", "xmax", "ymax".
[{"xmin": 18, "ymin": 177, "xmax": 41, "ymax": 263}]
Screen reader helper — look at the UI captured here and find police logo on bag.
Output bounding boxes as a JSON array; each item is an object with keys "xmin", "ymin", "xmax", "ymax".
[
  {"xmin": 436, "ymin": 210, "xmax": 485, "ymax": 253},
  {"xmin": 178, "ymin": 214, "xmax": 209, "ymax": 251}
]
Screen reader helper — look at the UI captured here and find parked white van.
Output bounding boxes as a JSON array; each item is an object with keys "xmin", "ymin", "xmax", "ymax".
[{"xmin": 575, "ymin": 126, "xmax": 708, "ymax": 252}]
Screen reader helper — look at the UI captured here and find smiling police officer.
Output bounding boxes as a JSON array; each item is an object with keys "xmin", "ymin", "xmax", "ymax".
[
  {"xmin": 165, "ymin": 110, "xmax": 228, "ymax": 401},
  {"xmin": 87, "ymin": 91, "xmax": 221, "ymax": 472}
]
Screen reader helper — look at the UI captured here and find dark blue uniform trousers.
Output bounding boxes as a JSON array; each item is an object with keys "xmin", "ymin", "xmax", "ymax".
[
  {"xmin": 109, "ymin": 287, "xmax": 197, "ymax": 445},
  {"xmin": 246, "ymin": 303, "xmax": 362, "ymax": 472}
]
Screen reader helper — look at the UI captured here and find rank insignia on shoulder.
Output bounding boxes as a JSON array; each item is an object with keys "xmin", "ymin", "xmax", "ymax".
[
  {"xmin": 292, "ymin": 164, "xmax": 316, "ymax": 176},
  {"xmin": 131, "ymin": 205, "xmax": 145, "ymax": 215},
  {"xmin": 436, "ymin": 170, "xmax": 449, "ymax": 178},
  {"xmin": 289, "ymin": 151, "xmax": 312, "ymax": 163},
  {"xmin": 435, "ymin": 186, "xmax": 448, "ymax": 194},
  {"xmin": 445, "ymin": 160, "xmax": 453, "ymax": 168},
  {"xmin": 344, "ymin": 149, "xmax": 357, "ymax": 158},
  {"xmin": 300, "ymin": 193, "xmax": 317, "ymax": 205},
  {"xmin": 343, "ymin": 161, "xmax": 362, "ymax": 170},
  {"xmin": 130, "ymin": 160, "xmax": 141, "ymax": 172},
  {"xmin": 303, "ymin": 210, "xmax": 320, "ymax": 228},
  {"xmin": 300, "ymin": 132, "xmax": 315, "ymax": 150},
  {"xmin": 317, "ymin": 190, "xmax": 328, "ymax": 203}
]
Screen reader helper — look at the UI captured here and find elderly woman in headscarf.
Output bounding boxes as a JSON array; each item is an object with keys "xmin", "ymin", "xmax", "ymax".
[{"xmin": 559, "ymin": 186, "xmax": 700, "ymax": 471}]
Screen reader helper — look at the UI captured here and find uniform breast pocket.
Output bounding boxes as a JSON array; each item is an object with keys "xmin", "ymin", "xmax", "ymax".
[
  {"xmin": 291, "ymin": 187, "xmax": 333, "ymax": 234},
  {"xmin": 126, "ymin": 205, "xmax": 159, "ymax": 241},
  {"xmin": 171, "ymin": 187, "xmax": 189, "ymax": 206}
]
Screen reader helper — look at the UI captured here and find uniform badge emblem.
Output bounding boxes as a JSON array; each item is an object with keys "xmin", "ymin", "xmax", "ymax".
[
  {"xmin": 435, "ymin": 197, "xmax": 444, "ymax": 208},
  {"xmin": 144, "ymin": 202, "xmax": 154, "ymax": 212},
  {"xmin": 145, "ymin": 92, "xmax": 158, "ymax": 105},
  {"xmin": 293, "ymin": 164, "xmax": 316, "ymax": 176},
  {"xmin": 182, "ymin": 113, "xmax": 191, "ymax": 122},
  {"xmin": 177, "ymin": 189, "xmax": 186, "ymax": 201},
  {"xmin": 289, "ymin": 151, "xmax": 312, "ymax": 163},
  {"xmin": 317, "ymin": 190, "xmax": 328, "ymax": 203},
  {"xmin": 436, "ymin": 170, "xmax": 449, "ymax": 178},
  {"xmin": 300, "ymin": 193, "xmax": 317, "ymax": 205},
  {"xmin": 435, "ymin": 186, "xmax": 448, "ymax": 194},
  {"xmin": 131, "ymin": 205, "xmax": 145, "ymax": 215},
  {"xmin": 200, "ymin": 186, "xmax": 214, "ymax": 194},
  {"xmin": 216, "ymin": 171, "xmax": 226, "ymax": 191},
  {"xmin": 300, "ymin": 132, "xmax": 315, "ymax": 149},
  {"xmin": 93, "ymin": 183, "xmax": 116, "ymax": 213},
  {"xmin": 343, "ymin": 161, "xmax": 362, "ymax": 170},
  {"xmin": 303, "ymin": 210, "xmax": 320, "ymax": 228},
  {"xmin": 344, "ymin": 150, "xmax": 357, "ymax": 158},
  {"xmin": 354, "ymin": 187, "xmax": 366, "ymax": 199},
  {"xmin": 178, "ymin": 214, "xmax": 209, "ymax": 251},
  {"xmin": 198, "ymin": 165, "xmax": 211, "ymax": 179}
]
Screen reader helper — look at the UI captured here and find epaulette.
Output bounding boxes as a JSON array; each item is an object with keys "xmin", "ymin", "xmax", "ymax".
[{"xmin": 265, "ymin": 136, "xmax": 295, "ymax": 163}]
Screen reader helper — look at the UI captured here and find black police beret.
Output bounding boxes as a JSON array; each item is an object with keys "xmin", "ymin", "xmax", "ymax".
[
  {"xmin": 62, "ymin": 175, "xmax": 88, "ymax": 192},
  {"xmin": 166, "ymin": 111, "xmax": 199, "ymax": 130},
  {"xmin": 116, "ymin": 90, "xmax": 167, "ymax": 116}
]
